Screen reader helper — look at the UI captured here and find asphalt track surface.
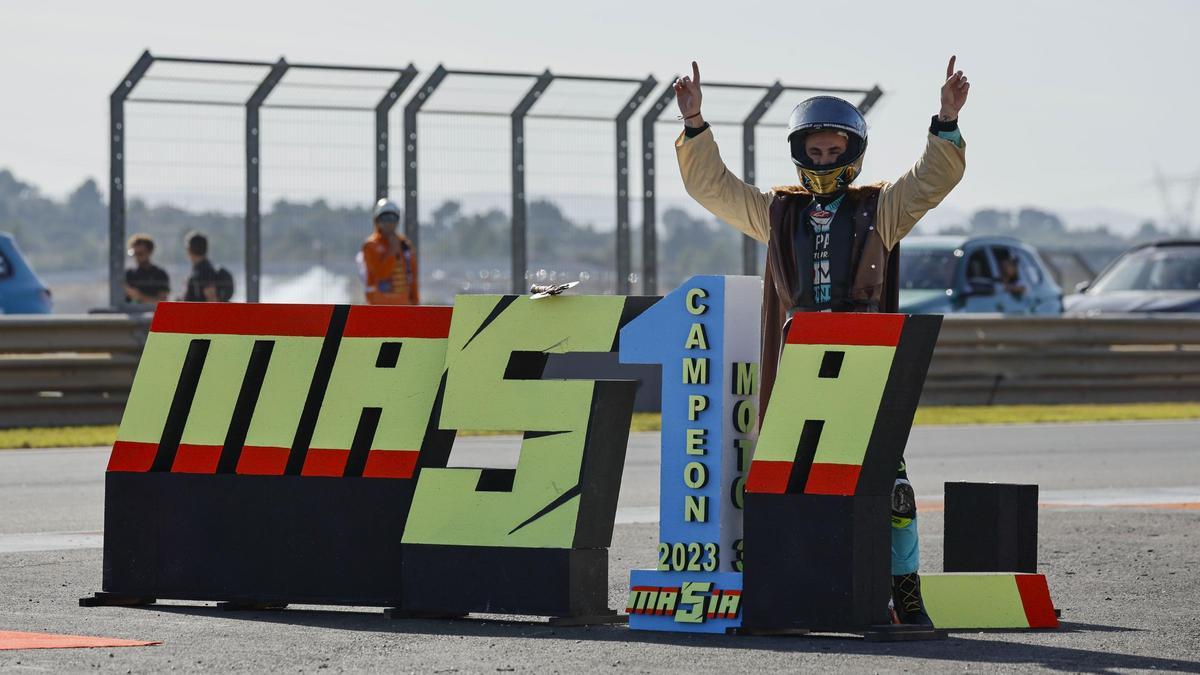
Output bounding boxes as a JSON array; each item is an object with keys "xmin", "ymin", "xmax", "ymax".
[{"xmin": 1, "ymin": 421, "xmax": 1199, "ymax": 672}]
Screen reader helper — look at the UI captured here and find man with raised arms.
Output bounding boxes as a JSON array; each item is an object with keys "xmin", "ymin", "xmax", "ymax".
[{"xmin": 674, "ymin": 58, "xmax": 969, "ymax": 626}]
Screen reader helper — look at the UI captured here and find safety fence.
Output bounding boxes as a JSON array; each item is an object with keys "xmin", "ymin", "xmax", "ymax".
[
  {"xmin": 108, "ymin": 50, "xmax": 882, "ymax": 308},
  {"xmin": 2, "ymin": 314, "xmax": 1199, "ymax": 428}
]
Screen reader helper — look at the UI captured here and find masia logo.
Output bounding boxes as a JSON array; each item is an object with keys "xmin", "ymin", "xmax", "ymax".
[{"xmin": 626, "ymin": 581, "xmax": 742, "ymax": 625}]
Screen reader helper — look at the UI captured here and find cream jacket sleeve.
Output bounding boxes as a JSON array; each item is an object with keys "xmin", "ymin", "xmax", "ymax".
[
  {"xmin": 876, "ymin": 132, "xmax": 967, "ymax": 250},
  {"xmin": 675, "ymin": 126, "xmax": 772, "ymax": 244}
]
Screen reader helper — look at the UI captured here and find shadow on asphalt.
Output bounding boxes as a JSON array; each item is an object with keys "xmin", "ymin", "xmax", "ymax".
[{"xmin": 132, "ymin": 605, "xmax": 1199, "ymax": 673}]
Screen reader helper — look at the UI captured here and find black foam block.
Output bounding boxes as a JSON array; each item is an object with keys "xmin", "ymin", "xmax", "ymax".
[
  {"xmin": 944, "ymin": 481, "xmax": 1038, "ymax": 573},
  {"xmin": 102, "ymin": 473, "xmax": 413, "ymax": 606},
  {"xmin": 742, "ymin": 493, "xmax": 891, "ymax": 631},
  {"xmin": 400, "ymin": 545, "xmax": 608, "ymax": 617}
]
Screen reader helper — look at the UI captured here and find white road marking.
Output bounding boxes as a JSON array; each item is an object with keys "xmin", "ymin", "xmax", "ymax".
[{"xmin": 0, "ymin": 532, "xmax": 102, "ymax": 554}]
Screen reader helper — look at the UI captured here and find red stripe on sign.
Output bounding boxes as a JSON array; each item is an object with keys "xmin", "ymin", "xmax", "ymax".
[
  {"xmin": 785, "ymin": 313, "xmax": 905, "ymax": 347},
  {"xmin": 362, "ymin": 450, "xmax": 419, "ymax": 479},
  {"xmin": 171, "ymin": 443, "xmax": 221, "ymax": 474},
  {"xmin": 107, "ymin": 441, "xmax": 158, "ymax": 472},
  {"xmin": 724, "ymin": 590, "xmax": 742, "ymax": 596},
  {"xmin": 804, "ymin": 463, "xmax": 862, "ymax": 495},
  {"xmin": 1015, "ymin": 574, "xmax": 1059, "ymax": 629},
  {"xmin": 236, "ymin": 446, "xmax": 291, "ymax": 475},
  {"xmin": 150, "ymin": 302, "xmax": 333, "ymax": 337},
  {"xmin": 343, "ymin": 305, "xmax": 453, "ymax": 339},
  {"xmin": 301, "ymin": 448, "xmax": 350, "ymax": 477},
  {"xmin": 631, "ymin": 586, "xmax": 660, "ymax": 592},
  {"xmin": 745, "ymin": 460, "xmax": 792, "ymax": 494}
]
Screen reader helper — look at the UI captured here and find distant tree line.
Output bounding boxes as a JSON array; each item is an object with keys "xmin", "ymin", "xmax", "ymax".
[
  {"xmin": 0, "ymin": 167, "xmax": 1183, "ymax": 286},
  {"xmin": 936, "ymin": 206, "xmax": 1182, "ymax": 250}
]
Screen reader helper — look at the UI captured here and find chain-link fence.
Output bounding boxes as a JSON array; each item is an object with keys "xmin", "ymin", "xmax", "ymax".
[{"xmin": 110, "ymin": 50, "xmax": 881, "ymax": 307}]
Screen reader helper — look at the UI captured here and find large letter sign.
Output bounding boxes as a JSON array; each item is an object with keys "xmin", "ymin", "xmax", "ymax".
[
  {"xmin": 742, "ymin": 312, "xmax": 941, "ymax": 631},
  {"xmin": 86, "ymin": 284, "xmax": 1056, "ymax": 633},
  {"xmin": 90, "ymin": 296, "xmax": 649, "ymax": 620},
  {"xmin": 620, "ymin": 275, "xmax": 759, "ymax": 633},
  {"xmin": 100, "ymin": 303, "xmax": 453, "ymax": 606},
  {"xmin": 400, "ymin": 294, "xmax": 649, "ymax": 618}
]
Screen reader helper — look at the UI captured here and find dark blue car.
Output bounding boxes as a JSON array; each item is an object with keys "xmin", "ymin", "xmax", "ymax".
[
  {"xmin": 1065, "ymin": 240, "xmax": 1200, "ymax": 314},
  {"xmin": 898, "ymin": 235, "xmax": 1063, "ymax": 314},
  {"xmin": 0, "ymin": 232, "xmax": 52, "ymax": 314}
]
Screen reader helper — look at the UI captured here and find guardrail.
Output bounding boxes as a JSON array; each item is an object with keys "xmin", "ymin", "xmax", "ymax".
[
  {"xmin": 925, "ymin": 314, "xmax": 1200, "ymax": 405},
  {"xmin": 0, "ymin": 314, "xmax": 151, "ymax": 428},
  {"xmin": 2, "ymin": 313, "xmax": 1199, "ymax": 428}
]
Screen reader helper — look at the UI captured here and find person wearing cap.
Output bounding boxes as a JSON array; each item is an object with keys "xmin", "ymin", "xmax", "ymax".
[
  {"xmin": 361, "ymin": 198, "xmax": 420, "ymax": 305},
  {"xmin": 674, "ymin": 58, "xmax": 968, "ymax": 626}
]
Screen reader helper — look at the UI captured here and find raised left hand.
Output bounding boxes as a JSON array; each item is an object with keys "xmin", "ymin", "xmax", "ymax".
[{"xmin": 940, "ymin": 55, "xmax": 969, "ymax": 121}]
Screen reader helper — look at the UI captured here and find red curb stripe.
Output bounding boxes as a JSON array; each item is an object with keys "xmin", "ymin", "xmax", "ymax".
[
  {"xmin": 170, "ymin": 443, "xmax": 221, "ymax": 474},
  {"xmin": 746, "ymin": 460, "xmax": 792, "ymax": 494},
  {"xmin": 1015, "ymin": 574, "xmax": 1059, "ymax": 629},
  {"xmin": 785, "ymin": 313, "xmax": 905, "ymax": 347},
  {"xmin": 0, "ymin": 630, "xmax": 159, "ymax": 651},
  {"xmin": 301, "ymin": 448, "xmax": 350, "ymax": 477},
  {"xmin": 362, "ymin": 450, "xmax": 419, "ymax": 479},
  {"xmin": 343, "ymin": 305, "xmax": 453, "ymax": 339},
  {"xmin": 236, "ymin": 445, "xmax": 291, "ymax": 475},
  {"xmin": 804, "ymin": 463, "xmax": 862, "ymax": 496},
  {"xmin": 107, "ymin": 440, "xmax": 158, "ymax": 473},
  {"xmin": 151, "ymin": 302, "xmax": 332, "ymax": 337}
]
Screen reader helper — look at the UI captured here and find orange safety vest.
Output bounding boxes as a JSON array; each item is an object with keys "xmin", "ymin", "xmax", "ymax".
[{"xmin": 361, "ymin": 230, "xmax": 420, "ymax": 305}]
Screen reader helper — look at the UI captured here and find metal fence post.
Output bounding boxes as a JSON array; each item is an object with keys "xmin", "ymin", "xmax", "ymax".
[
  {"xmin": 244, "ymin": 57, "xmax": 288, "ymax": 303},
  {"xmin": 615, "ymin": 76, "xmax": 656, "ymax": 296},
  {"xmin": 741, "ymin": 81, "xmax": 784, "ymax": 277},
  {"xmin": 109, "ymin": 50, "xmax": 154, "ymax": 309},
  {"xmin": 510, "ymin": 70, "xmax": 554, "ymax": 295},
  {"xmin": 640, "ymin": 81, "xmax": 677, "ymax": 296},
  {"xmin": 375, "ymin": 64, "xmax": 418, "ymax": 201},
  {"xmin": 403, "ymin": 65, "xmax": 447, "ymax": 250}
]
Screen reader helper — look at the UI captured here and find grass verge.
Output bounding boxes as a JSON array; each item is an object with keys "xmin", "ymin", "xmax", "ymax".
[{"xmin": 3, "ymin": 402, "xmax": 1199, "ymax": 450}]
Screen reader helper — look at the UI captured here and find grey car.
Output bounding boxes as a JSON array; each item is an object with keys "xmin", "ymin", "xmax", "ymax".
[
  {"xmin": 1065, "ymin": 240, "xmax": 1200, "ymax": 314},
  {"xmin": 898, "ymin": 235, "xmax": 1063, "ymax": 314}
]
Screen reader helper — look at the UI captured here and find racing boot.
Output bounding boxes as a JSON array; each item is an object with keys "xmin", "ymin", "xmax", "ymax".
[{"xmin": 892, "ymin": 572, "xmax": 934, "ymax": 626}]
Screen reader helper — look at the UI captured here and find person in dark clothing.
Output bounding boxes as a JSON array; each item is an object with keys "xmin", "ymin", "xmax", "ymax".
[
  {"xmin": 182, "ymin": 231, "xmax": 228, "ymax": 302},
  {"xmin": 124, "ymin": 233, "xmax": 170, "ymax": 304}
]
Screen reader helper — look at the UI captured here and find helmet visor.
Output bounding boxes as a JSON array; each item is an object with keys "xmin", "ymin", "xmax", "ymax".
[{"xmin": 789, "ymin": 128, "xmax": 865, "ymax": 171}]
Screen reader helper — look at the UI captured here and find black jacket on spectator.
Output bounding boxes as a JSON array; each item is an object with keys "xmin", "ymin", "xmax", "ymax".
[{"xmin": 125, "ymin": 264, "xmax": 170, "ymax": 302}]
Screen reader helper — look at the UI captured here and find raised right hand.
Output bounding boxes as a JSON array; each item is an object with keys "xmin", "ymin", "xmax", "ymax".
[{"xmin": 673, "ymin": 61, "xmax": 703, "ymax": 125}]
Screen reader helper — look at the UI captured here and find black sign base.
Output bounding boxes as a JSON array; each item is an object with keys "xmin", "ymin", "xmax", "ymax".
[
  {"xmin": 863, "ymin": 624, "xmax": 948, "ymax": 642},
  {"xmin": 401, "ymin": 544, "xmax": 610, "ymax": 618},
  {"xmin": 743, "ymin": 493, "xmax": 891, "ymax": 631},
  {"xmin": 78, "ymin": 592, "xmax": 156, "ymax": 607},
  {"xmin": 96, "ymin": 472, "xmax": 415, "ymax": 607}
]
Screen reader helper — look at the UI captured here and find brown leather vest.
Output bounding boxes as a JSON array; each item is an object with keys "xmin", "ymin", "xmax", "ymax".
[{"xmin": 758, "ymin": 184, "xmax": 900, "ymax": 417}]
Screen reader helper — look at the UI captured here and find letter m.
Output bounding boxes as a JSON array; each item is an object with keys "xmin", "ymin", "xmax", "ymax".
[{"xmin": 683, "ymin": 357, "xmax": 708, "ymax": 385}]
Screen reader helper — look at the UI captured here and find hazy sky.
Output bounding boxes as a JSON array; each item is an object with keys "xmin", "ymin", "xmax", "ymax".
[{"xmin": 3, "ymin": 0, "xmax": 1199, "ymax": 229}]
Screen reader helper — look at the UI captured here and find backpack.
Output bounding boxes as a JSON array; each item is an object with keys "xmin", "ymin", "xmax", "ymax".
[{"xmin": 215, "ymin": 266, "xmax": 235, "ymax": 302}]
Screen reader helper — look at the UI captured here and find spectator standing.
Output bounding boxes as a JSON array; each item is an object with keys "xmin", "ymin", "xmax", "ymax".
[
  {"xmin": 124, "ymin": 233, "xmax": 170, "ymax": 304},
  {"xmin": 182, "ymin": 231, "xmax": 233, "ymax": 302},
  {"xmin": 361, "ymin": 198, "xmax": 419, "ymax": 305}
]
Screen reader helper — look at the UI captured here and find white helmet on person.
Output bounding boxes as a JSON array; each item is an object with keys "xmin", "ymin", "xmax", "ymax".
[{"xmin": 372, "ymin": 198, "xmax": 402, "ymax": 222}]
